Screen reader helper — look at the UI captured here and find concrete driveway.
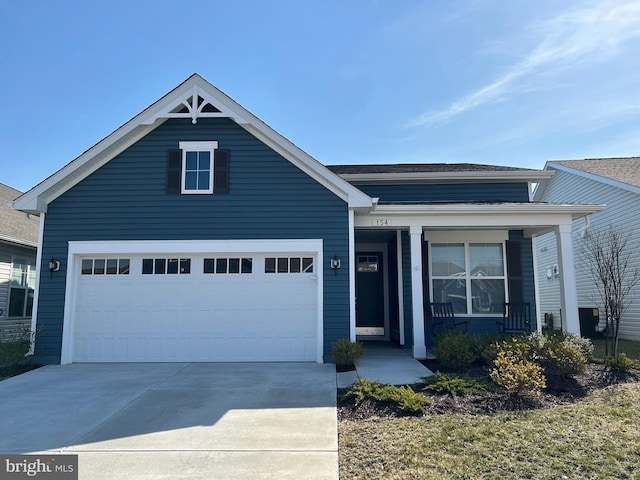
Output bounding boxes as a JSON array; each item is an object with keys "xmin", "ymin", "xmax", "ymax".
[{"xmin": 0, "ymin": 363, "xmax": 337, "ymax": 479}]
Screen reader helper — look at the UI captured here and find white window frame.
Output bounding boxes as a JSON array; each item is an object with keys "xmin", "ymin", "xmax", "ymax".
[
  {"xmin": 179, "ymin": 141, "xmax": 218, "ymax": 194},
  {"xmin": 8, "ymin": 256, "xmax": 36, "ymax": 318},
  {"xmin": 426, "ymin": 231, "xmax": 509, "ymax": 317}
]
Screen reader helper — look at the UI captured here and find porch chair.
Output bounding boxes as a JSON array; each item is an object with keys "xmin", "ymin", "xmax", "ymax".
[
  {"xmin": 497, "ymin": 302, "xmax": 531, "ymax": 334},
  {"xmin": 429, "ymin": 302, "xmax": 469, "ymax": 335}
]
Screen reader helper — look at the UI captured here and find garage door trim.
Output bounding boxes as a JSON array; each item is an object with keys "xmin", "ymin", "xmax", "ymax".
[{"xmin": 60, "ymin": 239, "xmax": 324, "ymax": 364}]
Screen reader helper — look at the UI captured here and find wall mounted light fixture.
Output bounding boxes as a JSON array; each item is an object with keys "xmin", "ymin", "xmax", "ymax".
[
  {"xmin": 330, "ymin": 255, "xmax": 341, "ymax": 276},
  {"xmin": 48, "ymin": 257, "xmax": 60, "ymax": 279}
]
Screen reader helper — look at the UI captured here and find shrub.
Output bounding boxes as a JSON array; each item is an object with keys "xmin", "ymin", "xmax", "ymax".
[
  {"xmin": 526, "ymin": 331, "xmax": 548, "ymax": 356},
  {"xmin": 392, "ymin": 385, "xmax": 432, "ymax": 413},
  {"xmin": 606, "ymin": 353, "xmax": 640, "ymax": 372},
  {"xmin": 474, "ymin": 334, "xmax": 506, "ymax": 365},
  {"xmin": 563, "ymin": 334, "xmax": 595, "ymax": 360},
  {"xmin": 331, "ymin": 339, "xmax": 364, "ymax": 366},
  {"xmin": 420, "ymin": 371, "xmax": 497, "ymax": 396},
  {"xmin": 540, "ymin": 340, "xmax": 587, "ymax": 378},
  {"xmin": 344, "ymin": 378, "xmax": 431, "ymax": 414},
  {"xmin": 489, "ymin": 341, "xmax": 546, "ymax": 395},
  {"xmin": 479, "ymin": 334, "xmax": 532, "ymax": 365},
  {"xmin": 0, "ymin": 326, "xmax": 34, "ymax": 367},
  {"xmin": 433, "ymin": 331, "xmax": 477, "ymax": 369}
]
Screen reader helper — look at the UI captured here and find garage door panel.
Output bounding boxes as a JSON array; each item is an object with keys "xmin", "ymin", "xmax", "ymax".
[{"xmin": 73, "ymin": 252, "xmax": 319, "ymax": 362}]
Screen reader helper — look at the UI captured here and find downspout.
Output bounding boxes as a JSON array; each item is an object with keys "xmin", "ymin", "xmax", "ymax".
[{"xmin": 573, "ymin": 215, "xmax": 590, "ymax": 238}]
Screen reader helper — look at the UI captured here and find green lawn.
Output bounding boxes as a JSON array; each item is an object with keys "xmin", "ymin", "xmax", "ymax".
[
  {"xmin": 590, "ymin": 337, "xmax": 640, "ymax": 361},
  {"xmin": 340, "ymin": 382, "xmax": 640, "ymax": 479}
]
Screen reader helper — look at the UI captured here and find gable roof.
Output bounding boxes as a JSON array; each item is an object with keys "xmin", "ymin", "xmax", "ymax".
[
  {"xmin": 328, "ymin": 163, "xmax": 553, "ymax": 184},
  {"xmin": 11, "ymin": 74, "xmax": 372, "ymax": 214},
  {"xmin": 537, "ymin": 157, "xmax": 640, "ymax": 199},
  {"xmin": 551, "ymin": 157, "xmax": 640, "ymax": 187},
  {"xmin": 0, "ymin": 183, "xmax": 39, "ymax": 248}
]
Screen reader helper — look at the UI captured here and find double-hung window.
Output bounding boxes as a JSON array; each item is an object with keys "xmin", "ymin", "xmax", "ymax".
[
  {"xmin": 8, "ymin": 257, "xmax": 36, "ymax": 317},
  {"xmin": 429, "ymin": 233, "xmax": 507, "ymax": 315},
  {"xmin": 179, "ymin": 141, "xmax": 218, "ymax": 194}
]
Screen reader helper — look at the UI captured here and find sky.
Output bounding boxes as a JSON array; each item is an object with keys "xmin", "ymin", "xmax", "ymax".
[{"xmin": 2, "ymin": 0, "xmax": 640, "ymax": 193}]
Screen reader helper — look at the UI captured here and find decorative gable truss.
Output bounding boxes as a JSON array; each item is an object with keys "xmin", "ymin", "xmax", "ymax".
[{"xmin": 141, "ymin": 83, "xmax": 249, "ymax": 126}]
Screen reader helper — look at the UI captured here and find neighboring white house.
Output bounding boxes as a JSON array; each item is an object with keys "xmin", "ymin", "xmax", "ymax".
[{"xmin": 534, "ymin": 157, "xmax": 640, "ymax": 341}]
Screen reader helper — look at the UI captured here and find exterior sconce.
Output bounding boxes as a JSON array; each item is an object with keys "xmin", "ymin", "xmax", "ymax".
[
  {"xmin": 49, "ymin": 257, "xmax": 60, "ymax": 279},
  {"xmin": 330, "ymin": 255, "xmax": 341, "ymax": 276}
]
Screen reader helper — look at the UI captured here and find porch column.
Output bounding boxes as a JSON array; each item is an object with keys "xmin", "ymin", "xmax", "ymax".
[
  {"xmin": 348, "ymin": 210, "xmax": 356, "ymax": 341},
  {"xmin": 555, "ymin": 223, "xmax": 580, "ymax": 334},
  {"xmin": 409, "ymin": 225, "xmax": 427, "ymax": 358}
]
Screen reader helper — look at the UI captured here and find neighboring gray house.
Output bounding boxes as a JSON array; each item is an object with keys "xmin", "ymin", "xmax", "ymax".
[
  {"xmin": 0, "ymin": 183, "xmax": 39, "ymax": 338},
  {"xmin": 534, "ymin": 157, "xmax": 640, "ymax": 341},
  {"xmin": 11, "ymin": 74, "xmax": 600, "ymax": 364}
]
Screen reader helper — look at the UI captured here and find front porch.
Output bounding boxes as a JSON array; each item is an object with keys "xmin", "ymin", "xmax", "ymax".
[
  {"xmin": 336, "ymin": 342, "xmax": 434, "ymax": 388},
  {"xmin": 349, "ymin": 202, "xmax": 594, "ymax": 359}
]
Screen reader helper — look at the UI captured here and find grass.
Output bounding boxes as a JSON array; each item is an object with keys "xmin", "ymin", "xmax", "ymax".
[
  {"xmin": 591, "ymin": 337, "xmax": 640, "ymax": 361},
  {"xmin": 340, "ymin": 382, "xmax": 640, "ymax": 479}
]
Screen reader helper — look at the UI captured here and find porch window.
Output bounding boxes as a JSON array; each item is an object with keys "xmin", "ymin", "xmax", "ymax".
[{"xmin": 430, "ymin": 242, "xmax": 506, "ymax": 315}]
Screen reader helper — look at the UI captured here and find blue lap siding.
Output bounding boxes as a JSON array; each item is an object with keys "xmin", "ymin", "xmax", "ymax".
[
  {"xmin": 35, "ymin": 118, "xmax": 350, "ymax": 363},
  {"xmin": 356, "ymin": 183, "xmax": 531, "ymax": 203}
]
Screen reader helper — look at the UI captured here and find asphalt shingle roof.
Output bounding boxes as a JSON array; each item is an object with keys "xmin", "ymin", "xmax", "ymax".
[
  {"xmin": 0, "ymin": 183, "xmax": 39, "ymax": 247},
  {"xmin": 326, "ymin": 163, "xmax": 537, "ymax": 174},
  {"xmin": 552, "ymin": 157, "xmax": 640, "ymax": 188}
]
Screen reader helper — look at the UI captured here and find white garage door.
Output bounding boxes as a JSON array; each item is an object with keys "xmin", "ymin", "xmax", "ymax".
[{"xmin": 71, "ymin": 249, "xmax": 319, "ymax": 362}]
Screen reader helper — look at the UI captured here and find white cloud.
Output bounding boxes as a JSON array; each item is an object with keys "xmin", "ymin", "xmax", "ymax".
[{"xmin": 407, "ymin": 0, "xmax": 640, "ymax": 128}]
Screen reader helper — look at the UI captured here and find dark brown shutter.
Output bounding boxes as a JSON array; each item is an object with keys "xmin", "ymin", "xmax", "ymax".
[
  {"xmin": 506, "ymin": 240, "xmax": 524, "ymax": 303},
  {"xmin": 166, "ymin": 149, "xmax": 182, "ymax": 194},
  {"xmin": 213, "ymin": 149, "xmax": 230, "ymax": 194}
]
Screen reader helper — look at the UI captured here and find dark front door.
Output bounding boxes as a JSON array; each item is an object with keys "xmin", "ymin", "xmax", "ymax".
[{"xmin": 356, "ymin": 252, "xmax": 385, "ymax": 336}]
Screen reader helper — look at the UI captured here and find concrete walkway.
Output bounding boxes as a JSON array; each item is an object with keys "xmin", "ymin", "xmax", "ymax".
[
  {"xmin": 0, "ymin": 363, "xmax": 337, "ymax": 480},
  {"xmin": 337, "ymin": 343, "xmax": 434, "ymax": 388}
]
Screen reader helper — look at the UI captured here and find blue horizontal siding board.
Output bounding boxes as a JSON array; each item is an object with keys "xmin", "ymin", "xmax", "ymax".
[
  {"xmin": 35, "ymin": 118, "xmax": 350, "ymax": 363},
  {"xmin": 357, "ymin": 183, "xmax": 530, "ymax": 203},
  {"xmin": 510, "ymin": 230, "xmax": 537, "ymax": 326}
]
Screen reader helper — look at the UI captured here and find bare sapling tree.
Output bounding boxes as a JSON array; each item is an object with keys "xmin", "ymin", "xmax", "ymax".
[{"xmin": 581, "ymin": 225, "xmax": 640, "ymax": 356}]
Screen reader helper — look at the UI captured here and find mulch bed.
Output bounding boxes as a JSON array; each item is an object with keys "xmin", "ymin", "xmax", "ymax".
[
  {"xmin": 338, "ymin": 360, "xmax": 639, "ymax": 421},
  {"xmin": 0, "ymin": 363, "xmax": 43, "ymax": 381}
]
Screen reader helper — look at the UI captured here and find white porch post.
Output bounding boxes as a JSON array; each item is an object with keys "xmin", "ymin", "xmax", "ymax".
[
  {"xmin": 348, "ymin": 209, "xmax": 356, "ymax": 341},
  {"xmin": 396, "ymin": 230, "xmax": 405, "ymax": 345},
  {"xmin": 409, "ymin": 225, "xmax": 427, "ymax": 358},
  {"xmin": 555, "ymin": 223, "xmax": 580, "ymax": 334}
]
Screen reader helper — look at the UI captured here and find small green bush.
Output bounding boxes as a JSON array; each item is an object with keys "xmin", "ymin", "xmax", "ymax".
[
  {"xmin": 433, "ymin": 331, "xmax": 478, "ymax": 369},
  {"xmin": 392, "ymin": 385, "xmax": 432, "ymax": 413},
  {"xmin": 421, "ymin": 371, "xmax": 497, "ymax": 396},
  {"xmin": 474, "ymin": 334, "xmax": 505, "ymax": 364},
  {"xmin": 331, "ymin": 339, "xmax": 365, "ymax": 366},
  {"xmin": 606, "ymin": 353, "xmax": 640, "ymax": 372},
  {"xmin": 344, "ymin": 378, "xmax": 431, "ymax": 414},
  {"xmin": 489, "ymin": 341, "xmax": 546, "ymax": 395}
]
